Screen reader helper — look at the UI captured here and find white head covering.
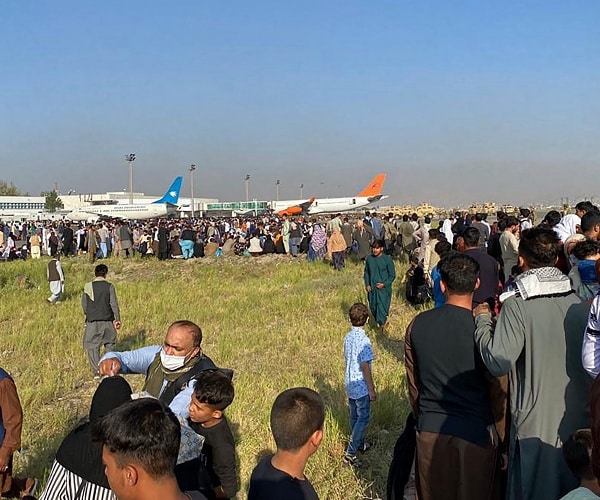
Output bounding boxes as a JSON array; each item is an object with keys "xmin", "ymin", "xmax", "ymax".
[
  {"xmin": 441, "ymin": 218, "xmax": 454, "ymax": 245},
  {"xmin": 553, "ymin": 214, "xmax": 580, "ymax": 243}
]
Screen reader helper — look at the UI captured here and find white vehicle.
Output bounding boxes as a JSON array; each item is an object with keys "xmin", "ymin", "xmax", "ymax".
[{"xmin": 67, "ymin": 177, "xmax": 183, "ymax": 222}]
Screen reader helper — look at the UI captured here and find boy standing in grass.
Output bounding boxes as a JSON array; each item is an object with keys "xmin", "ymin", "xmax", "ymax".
[
  {"xmin": 343, "ymin": 303, "xmax": 376, "ymax": 466},
  {"xmin": 188, "ymin": 370, "xmax": 238, "ymax": 499},
  {"xmin": 364, "ymin": 239, "xmax": 396, "ymax": 329}
]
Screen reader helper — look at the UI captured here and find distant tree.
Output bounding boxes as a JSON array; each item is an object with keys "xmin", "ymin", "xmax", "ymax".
[
  {"xmin": 42, "ymin": 190, "xmax": 64, "ymax": 212},
  {"xmin": 0, "ymin": 180, "xmax": 22, "ymax": 196}
]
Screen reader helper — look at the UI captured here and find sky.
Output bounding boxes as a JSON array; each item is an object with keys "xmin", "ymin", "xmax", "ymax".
[{"xmin": 1, "ymin": 1, "xmax": 599, "ymax": 207}]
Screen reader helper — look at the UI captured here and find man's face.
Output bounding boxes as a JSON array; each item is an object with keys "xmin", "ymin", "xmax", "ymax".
[
  {"xmin": 189, "ymin": 393, "xmax": 219, "ymax": 424},
  {"xmin": 102, "ymin": 446, "xmax": 127, "ymax": 499},
  {"xmin": 371, "ymin": 246, "xmax": 383, "ymax": 257},
  {"xmin": 163, "ymin": 325, "xmax": 200, "ymax": 360}
]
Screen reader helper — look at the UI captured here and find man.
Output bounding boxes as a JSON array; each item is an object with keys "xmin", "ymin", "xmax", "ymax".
[
  {"xmin": 93, "ymin": 398, "xmax": 207, "ymax": 500},
  {"xmin": 405, "ymin": 253, "xmax": 503, "ymax": 500},
  {"xmin": 457, "ymin": 226, "xmax": 500, "ymax": 310},
  {"xmin": 364, "ymin": 239, "xmax": 396, "ymax": 329},
  {"xmin": 412, "ymin": 216, "xmax": 431, "ymax": 263},
  {"xmin": 98, "ymin": 320, "xmax": 217, "ymax": 419},
  {"xmin": 281, "ymin": 214, "xmax": 290, "ymax": 254},
  {"xmin": 47, "ymin": 251, "xmax": 64, "ymax": 304},
  {"xmin": 398, "ymin": 215, "xmax": 415, "ymax": 261},
  {"xmin": 248, "ymin": 388, "xmax": 324, "ymax": 499},
  {"xmin": 341, "ymin": 217, "xmax": 353, "ymax": 253},
  {"xmin": 471, "ymin": 213, "xmax": 490, "ymax": 249},
  {"xmin": 61, "ymin": 222, "xmax": 74, "ymax": 257},
  {"xmin": 474, "ymin": 227, "xmax": 591, "ymax": 500},
  {"xmin": 0, "ymin": 367, "xmax": 37, "ymax": 498},
  {"xmin": 499, "ymin": 215, "xmax": 519, "ymax": 282},
  {"xmin": 83, "ymin": 264, "xmax": 121, "ymax": 377}
]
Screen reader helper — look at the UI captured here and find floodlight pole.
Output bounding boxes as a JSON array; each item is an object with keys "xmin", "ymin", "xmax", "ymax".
[
  {"xmin": 276, "ymin": 179, "xmax": 280, "ymax": 202},
  {"xmin": 299, "ymin": 183, "xmax": 304, "ymax": 198},
  {"xmin": 124, "ymin": 153, "xmax": 136, "ymax": 204},
  {"xmin": 189, "ymin": 164, "xmax": 196, "ymax": 218},
  {"xmin": 245, "ymin": 174, "xmax": 250, "ymax": 202}
]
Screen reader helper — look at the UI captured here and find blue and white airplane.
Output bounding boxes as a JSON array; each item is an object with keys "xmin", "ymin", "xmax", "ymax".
[{"xmin": 68, "ymin": 177, "xmax": 183, "ymax": 221}]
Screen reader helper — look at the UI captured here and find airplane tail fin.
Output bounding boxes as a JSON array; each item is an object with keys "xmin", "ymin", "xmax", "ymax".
[
  {"xmin": 357, "ymin": 173, "xmax": 386, "ymax": 197},
  {"xmin": 153, "ymin": 177, "xmax": 183, "ymax": 205}
]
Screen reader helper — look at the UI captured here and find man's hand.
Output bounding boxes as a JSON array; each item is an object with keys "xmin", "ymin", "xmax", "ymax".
[
  {"xmin": 366, "ymin": 285, "xmax": 372, "ymax": 292},
  {"xmin": 113, "ymin": 320, "xmax": 121, "ymax": 330},
  {"xmin": 368, "ymin": 388, "xmax": 377, "ymax": 402},
  {"xmin": 0, "ymin": 448, "xmax": 10, "ymax": 472},
  {"xmin": 473, "ymin": 303, "xmax": 492, "ymax": 317},
  {"xmin": 376, "ymin": 282, "xmax": 384, "ymax": 289},
  {"xmin": 98, "ymin": 358, "xmax": 121, "ymax": 377}
]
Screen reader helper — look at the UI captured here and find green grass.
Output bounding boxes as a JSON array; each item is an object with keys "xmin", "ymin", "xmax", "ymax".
[{"xmin": 0, "ymin": 253, "xmax": 419, "ymax": 499}]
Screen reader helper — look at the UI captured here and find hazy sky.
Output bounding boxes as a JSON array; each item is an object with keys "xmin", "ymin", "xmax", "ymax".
[{"xmin": 1, "ymin": 1, "xmax": 598, "ymax": 207}]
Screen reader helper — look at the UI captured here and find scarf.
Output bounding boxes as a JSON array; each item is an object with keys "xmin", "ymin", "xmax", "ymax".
[
  {"xmin": 500, "ymin": 267, "xmax": 573, "ymax": 303},
  {"xmin": 143, "ymin": 351, "xmax": 200, "ymax": 398},
  {"xmin": 310, "ymin": 225, "xmax": 327, "ymax": 251}
]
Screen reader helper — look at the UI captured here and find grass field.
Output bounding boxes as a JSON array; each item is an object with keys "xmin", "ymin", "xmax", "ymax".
[{"xmin": 0, "ymin": 252, "xmax": 419, "ymax": 499}]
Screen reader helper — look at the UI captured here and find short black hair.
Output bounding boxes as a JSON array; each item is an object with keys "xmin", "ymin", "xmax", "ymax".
[
  {"xmin": 572, "ymin": 239, "xmax": 600, "ymax": 261},
  {"xmin": 434, "ymin": 240, "xmax": 452, "ymax": 258},
  {"xmin": 576, "ymin": 201, "xmax": 596, "ymax": 214},
  {"xmin": 518, "ymin": 227, "xmax": 559, "ymax": 269},
  {"xmin": 505, "ymin": 216, "xmax": 519, "ymax": 228},
  {"xmin": 461, "ymin": 227, "xmax": 481, "ymax": 248},
  {"xmin": 580, "ymin": 211, "xmax": 600, "ymax": 234},
  {"xmin": 520, "ymin": 208, "xmax": 531, "ymax": 218},
  {"xmin": 438, "ymin": 253, "xmax": 480, "ymax": 294},
  {"xmin": 349, "ymin": 303, "xmax": 369, "ymax": 327},
  {"xmin": 93, "ymin": 398, "xmax": 180, "ymax": 479},
  {"xmin": 270, "ymin": 388, "xmax": 324, "ymax": 452},
  {"xmin": 371, "ymin": 239, "xmax": 385, "ymax": 249},
  {"xmin": 193, "ymin": 370, "xmax": 235, "ymax": 411},
  {"xmin": 95, "ymin": 264, "xmax": 108, "ymax": 277},
  {"xmin": 562, "ymin": 429, "xmax": 594, "ymax": 481},
  {"xmin": 540, "ymin": 210, "xmax": 561, "ymax": 228},
  {"xmin": 168, "ymin": 320, "xmax": 202, "ymax": 348}
]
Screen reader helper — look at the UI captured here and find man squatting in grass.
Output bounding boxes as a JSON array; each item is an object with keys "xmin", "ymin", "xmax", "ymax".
[
  {"xmin": 92, "ymin": 397, "xmax": 208, "ymax": 500},
  {"xmin": 364, "ymin": 239, "xmax": 396, "ymax": 329},
  {"xmin": 343, "ymin": 303, "xmax": 375, "ymax": 466},
  {"xmin": 82, "ymin": 264, "xmax": 121, "ymax": 378},
  {"xmin": 188, "ymin": 370, "xmax": 238, "ymax": 499},
  {"xmin": 98, "ymin": 320, "xmax": 217, "ymax": 420},
  {"xmin": 248, "ymin": 388, "xmax": 324, "ymax": 500}
]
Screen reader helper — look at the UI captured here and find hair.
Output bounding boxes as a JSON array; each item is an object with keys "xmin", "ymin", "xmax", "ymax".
[
  {"xmin": 562, "ymin": 429, "xmax": 594, "ymax": 481},
  {"xmin": 461, "ymin": 227, "xmax": 481, "ymax": 248},
  {"xmin": 428, "ymin": 228, "xmax": 440, "ymax": 239},
  {"xmin": 505, "ymin": 215, "xmax": 519, "ymax": 228},
  {"xmin": 92, "ymin": 398, "xmax": 180, "ymax": 479},
  {"xmin": 402, "ymin": 214, "xmax": 409, "ymax": 222},
  {"xmin": 520, "ymin": 208, "xmax": 531, "ymax": 218},
  {"xmin": 168, "ymin": 320, "xmax": 202, "ymax": 348},
  {"xmin": 540, "ymin": 210, "xmax": 561, "ymax": 228},
  {"xmin": 572, "ymin": 239, "xmax": 600, "ymax": 261},
  {"xmin": 349, "ymin": 303, "xmax": 369, "ymax": 327},
  {"xmin": 193, "ymin": 370, "xmax": 235, "ymax": 411},
  {"xmin": 497, "ymin": 218, "xmax": 507, "ymax": 232},
  {"xmin": 580, "ymin": 211, "xmax": 600, "ymax": 234},
  {"xmin": 270, "ymin": 387, "xmax": 325, "ymax": 452},
  {"xmin": 576, "ymin": 201, "xmax": 596, "ymax": 214},
  {"xmin": 434, "ymin": 240, "xmax": 452, "ymax": 258},
  {"xmin": 424, "ymin": 216, "xmax": 431, "ymax": 224},
  {"xmin": 438, "ymin": 253, "xmax": 480, "ymax": 294},
  {"xmin": 474, "ymin": 212, "xmax": 483, "ymax": 222},
  {"xmin": 94, "ymin": 264, "xmax": 108, "ymax": 277},
  {"xmin": 518, "ymin": 227, "xmax": 560, "ymax": 269},
  {"xmin": 496, "ymin": 210, "xmax": 506, "ymax": 220},
  {"xmin": 371, "ymin": 239, "xmax": 385, "ymax": 249}
]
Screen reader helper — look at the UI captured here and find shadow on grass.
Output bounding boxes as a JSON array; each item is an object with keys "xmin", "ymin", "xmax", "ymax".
[
  {"xmin": 116, "ymin": 329, "xmax": 147, "ymax": 351},
  {"xmin": 371, "ymin": 323, "xmax": 404, "ymax": 365}
]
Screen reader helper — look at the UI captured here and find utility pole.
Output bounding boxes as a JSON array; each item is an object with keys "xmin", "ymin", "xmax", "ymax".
[
  {"xmin": 124, "ymin": 153, "xmax": 136, "ymax": 204},
  {"xmin": 245, "ymin": 174, "xmax": 250, "ymax": 202},
  {"xmin": 189, "ymin": 164, "xmax": 196, "ymax": 218},
  {"xmin": 276, "ymin": 179, "xmax": 280, "ymax": 201}
]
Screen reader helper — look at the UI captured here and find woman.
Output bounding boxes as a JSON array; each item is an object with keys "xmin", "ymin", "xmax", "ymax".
[
  {"xmin": 327, "ymin": 227, "xmax": 347, "ymax": 270},
  {"xmin": 308, "ymin": 223, "xmax": 327, "ymax": 262}
]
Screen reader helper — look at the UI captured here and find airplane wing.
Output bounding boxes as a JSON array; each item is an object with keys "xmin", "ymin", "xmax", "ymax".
[{"xmin": 277, "ymin": 197, "xmax": 315, "ymax": 217}]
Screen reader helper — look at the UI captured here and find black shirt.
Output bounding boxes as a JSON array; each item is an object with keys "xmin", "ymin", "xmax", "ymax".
[{"xmin": 248, "ymin": 455, "xmax": 318, "ymax": 500}]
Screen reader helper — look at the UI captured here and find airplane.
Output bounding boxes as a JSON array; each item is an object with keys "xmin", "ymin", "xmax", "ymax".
[
  {"xmin": 272, "ymin": 174, "xmax": 387, "ymax": 217},
  {"xmin": 67, "ymin": 177, "xmax": 183, "ymax": 222}
]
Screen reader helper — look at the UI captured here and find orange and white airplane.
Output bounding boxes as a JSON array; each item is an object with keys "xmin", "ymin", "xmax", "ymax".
[{"xmin": 272, "ymin": 173, "xmax": 387, "ymax": 217}]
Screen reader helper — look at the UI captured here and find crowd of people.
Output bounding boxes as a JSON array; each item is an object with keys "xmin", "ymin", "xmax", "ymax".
[{"xmin": 4, "ymin": 202, "xmax": 600, "ymax": 499}]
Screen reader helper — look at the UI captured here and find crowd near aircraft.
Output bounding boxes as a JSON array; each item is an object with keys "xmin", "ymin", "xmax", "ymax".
[
  {"xmin": 272, "ymin": 173, "xmax": 387, "ymax": 217},
  {"xmin": 67, "ymin": 177, "xmax": 183, "ymax": 222}
]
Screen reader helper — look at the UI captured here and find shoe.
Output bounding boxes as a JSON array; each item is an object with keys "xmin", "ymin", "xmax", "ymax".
[
  {"xmin": 21, "ymin": 477, "xmax": 38, "ymax": 498},
  {"xmin": 359, "ymin": 440, "xmax": 373, "ymax": 453},
  {"xmin": 342, "ymin": 454, "xmax": 358, "ymax": 467}
]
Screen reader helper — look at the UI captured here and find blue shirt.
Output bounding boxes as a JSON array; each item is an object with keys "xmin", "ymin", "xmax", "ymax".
[
  {"xmin": 344, "ymin": 327, "xmax": 374, "ymax": 399},
  {"xmin": 99, "ymin": 346, "xmax": 193, "ymax": 420}
]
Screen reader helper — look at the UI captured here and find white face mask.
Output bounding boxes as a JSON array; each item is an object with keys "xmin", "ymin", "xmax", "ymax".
[{"xmin": 160, "ymin": 349, "xmax": 187, "ymax": 371}]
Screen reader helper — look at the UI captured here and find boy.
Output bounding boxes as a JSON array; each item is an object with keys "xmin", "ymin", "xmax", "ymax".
[
  {"xmin": 561, "ymin": 429, "xmax": 600, "ymax": 499},
  {"xmin": 343, "ymin": 303, "xmax": 376, "ymax": 466},
  {"xmin": 248, "ymin": 387, "xmax": 324, "ymax": 500},
  {"xmin": 364, "ymin": 239, "xmax": 396, "ymax": 328},
  {"xmin": 188, "ymin": 370, "xmax": 238, "ymax": 499}
]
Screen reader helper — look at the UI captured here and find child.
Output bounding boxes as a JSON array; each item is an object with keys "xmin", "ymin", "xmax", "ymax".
[
  {"xmin": 561, "ymin": 429, "xmax": 600, "ymax": 498},
  {"xmin": 343, "ymin": 303, "xmax": 376, "ymax": 466},
  {"xmin": 364, "ymin": 239, "xmax": 396, "ymax": 328},
  {"xmin": 571, "ymin": 240, "xmax": 600, "ymax": 301},
  {"xmin": 188, "ymin": 370, "xmax": 238, "ymax": 499},
  {"xmin": 248, "ymin": 387, "xmax": 324, "ymax": 499}
]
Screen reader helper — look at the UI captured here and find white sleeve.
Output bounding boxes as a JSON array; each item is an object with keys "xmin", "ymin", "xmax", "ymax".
[{"xmin": 582, "ymin": 295, "xmax": 600, "ymax": 378}]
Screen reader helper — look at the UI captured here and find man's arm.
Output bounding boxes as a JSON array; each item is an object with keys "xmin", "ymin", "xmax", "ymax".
[
  {"xmin": 56, "ymin": 261, "xmax": 64, "ymax": 282},
  {"xmin": 404, "ymin": 319, "xmax": 419, "ymax": 416},
  {"xmin": 360, "ymin": 362, "xmax": 376, "ymax": 402},
  {"xmin": 0, "ymin": 377, "xmax": 23, "ymax": 470},
  {"xmin": 99, "ymin": 345, "xmax": 161, "ymax": 375},
  {"xmin": 385, "ymin": 256, "xmax": 396, "ymax": 286},
  {"xmin": 583, "ymin": 296, "xmax": 600, "ymax": 378},
  {"xmin": 210, "ymin": 424, "xmax": 239, "ymax": 499},
  {"xmin": 474, "ymin": 299, "xmax": 525, "ymax": 376},
  {"xmin": 109, "ymin": 283, "xmax": 121, "ymax": 323}
]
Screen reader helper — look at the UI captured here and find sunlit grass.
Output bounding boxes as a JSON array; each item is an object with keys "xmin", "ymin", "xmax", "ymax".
[{"xmin": 0, "ymin": 253, "xmax": 418, "ymax": 499}]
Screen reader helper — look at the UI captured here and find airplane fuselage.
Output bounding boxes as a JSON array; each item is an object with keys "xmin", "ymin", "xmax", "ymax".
[
  {"xmin": 271, "ymin": 195, "xmax": 387, "ymax": 215},
  {"xmin": 67, "ymin": 203, "xmax": 176, "ymax": 221}
]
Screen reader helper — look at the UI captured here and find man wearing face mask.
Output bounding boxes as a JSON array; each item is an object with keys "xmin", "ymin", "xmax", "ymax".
[{"xmin": 97, "ymin": 320, "xmax": 216, "ymax": 420}]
